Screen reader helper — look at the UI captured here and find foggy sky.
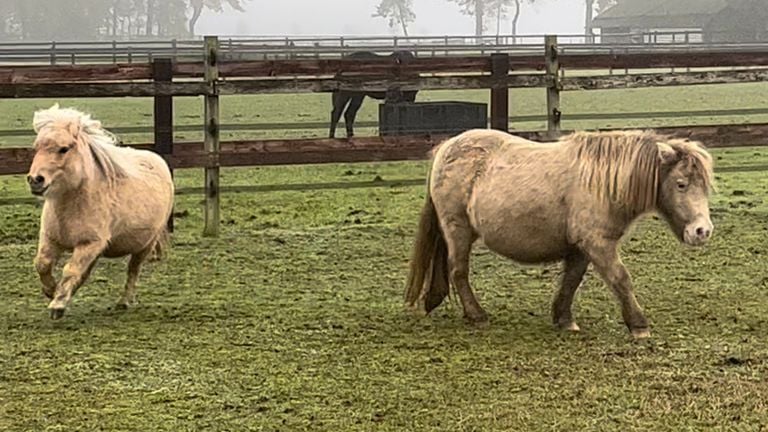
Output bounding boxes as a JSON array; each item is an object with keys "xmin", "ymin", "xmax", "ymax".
[{"xmin": 196, "ymin": 0, "xmax": 587, "ymax": 37}]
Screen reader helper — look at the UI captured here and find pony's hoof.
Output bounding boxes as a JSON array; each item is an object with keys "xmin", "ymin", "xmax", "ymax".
[
  {"xmin": 403, "ymin": 302, "xmax": 427, "ymax": 317},
  {"xmin": 631, "ymin": 328, "xmax": 651, "ymax": 339},
  {"xmin": 116, "ymin": 296, "xmax": 137, "ymax": 310},
  {"xmin": 556, "ymin": 321, "xmax": 581, "ymax": 332},
  {"xmin": 49, "ymin": 308, "xmax": 66, "ymax": 320},
  {"xmin": 464, "ymin": 311, "xmax": 489, "ymax": 327}
]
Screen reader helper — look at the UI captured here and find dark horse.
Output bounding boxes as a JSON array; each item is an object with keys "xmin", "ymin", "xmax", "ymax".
[{"xmin": 329, "ymin": 50, "xmax": 418, "ymax": 139}]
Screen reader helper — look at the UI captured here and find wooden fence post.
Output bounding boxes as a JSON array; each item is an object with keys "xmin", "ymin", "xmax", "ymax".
[
  {"xmin": 152, "ymin": 57, "xmax": 174, "ymax": 233},
  {"xmin": 490, "ymin": 53, "xmax": 510, "ymax": 132},
  {"xmin": 203, "ymin": 36, "xmax": 221, "ymax": 237},
  {"xmin": 545, "ymin": 35, "xmax": 561, "ymax": 139}
]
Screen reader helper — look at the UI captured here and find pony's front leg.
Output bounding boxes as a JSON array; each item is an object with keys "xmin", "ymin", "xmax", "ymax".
[
  {"xmin": 48, "ymin": 240, "xmax": 106, "ymax": 319},
  {"xmin": 552, "ymin": 250, "xmax": 590, "ymax": 332},
  {"xmin": 34, "ymin": 239, "xmax": 61, "ymax": 300},
  {"xmin": 583, "ymin": 239, "xmax": 650, "ymax": 338}
]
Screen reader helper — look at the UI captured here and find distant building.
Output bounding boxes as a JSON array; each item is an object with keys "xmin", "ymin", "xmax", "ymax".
[{"xmin": 592, "ymin": 0, "xmax": 768, "ymax": 44}]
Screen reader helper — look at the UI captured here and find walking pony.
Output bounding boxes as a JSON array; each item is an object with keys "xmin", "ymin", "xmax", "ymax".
[
  {"xmin": 329, "ymin": 50, "xmax": 418, "ymax": 138},
  {"xmin": 27, "ymin": 104, "xmax": 174, "ymax": 319},
  {"xmin": 404, "ymin": 129, "xmax": 714, "ymax": 338}
]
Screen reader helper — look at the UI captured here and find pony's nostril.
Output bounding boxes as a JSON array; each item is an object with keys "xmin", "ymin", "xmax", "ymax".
[
  {"xmin": 34, "ymin": 175, "xmax": 44, "ymax": 184},
  {"xmin": 695, "ymin": 227, "xmax": 711, "ymax": 238}
]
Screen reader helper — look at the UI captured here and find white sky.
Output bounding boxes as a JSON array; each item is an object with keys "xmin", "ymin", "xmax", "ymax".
[{"xmin": 196, "ymin": 0, "xmax": 588, "ymax": 37}]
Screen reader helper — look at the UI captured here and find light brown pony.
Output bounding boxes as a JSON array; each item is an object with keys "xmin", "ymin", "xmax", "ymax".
[
  {"xmin": 404, "ymin": 129, "xmax": 714, "ymax": 338},
  {"xmin": 27, "ymin": 104, "xmax": 174, "ymax": 319}
]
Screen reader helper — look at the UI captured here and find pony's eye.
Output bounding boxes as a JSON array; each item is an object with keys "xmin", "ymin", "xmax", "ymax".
[
  {"xmin": 58, "ymin": 147, "xmax": 70, "ymax": 155},
  {"xmin": 677, "ymin": 181, "xmax": 688, "ymax": 191}
]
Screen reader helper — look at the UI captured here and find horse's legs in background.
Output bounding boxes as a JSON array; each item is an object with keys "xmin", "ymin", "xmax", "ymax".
[
  {"xmin": 117, "ymin": 246, "xmax": 153, "ymax": 309},
  {"xmin": 34, "ymin": 239, "xmax": 61, "ymax": 300},
  {"xmin": 552, "ymin": 250, "xmax": 590, "ymax": 332},
  {"xmin": 329, "ymin": 91, "xmax": 349, "ymax": 138},
  {"xmin": 48, "ymin": 240, "xmax": 106, "ymax": 319},
  {"xmin": 343, "ymin": 95, "xmax": 365, "ymax": 138},
  {"xmin": 442, "ymin": 221, "xmax": 487, "ymax": 324},
  {"xmin": 583, "ymin": 239, "xmax": 650, "ymax": 338}
]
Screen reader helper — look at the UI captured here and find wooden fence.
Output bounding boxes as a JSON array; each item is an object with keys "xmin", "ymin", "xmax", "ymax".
[{"xmin": 1, "ymin": 35, "xmax": 767, "ymax": 236}]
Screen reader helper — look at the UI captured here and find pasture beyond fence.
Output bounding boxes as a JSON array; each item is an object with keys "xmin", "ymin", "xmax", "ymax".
[{"xmin": 1, "ymin": 35, "xmax": 767, "ymax": 236}]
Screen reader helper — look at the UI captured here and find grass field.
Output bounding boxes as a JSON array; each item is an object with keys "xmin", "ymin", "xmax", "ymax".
[
  {"xmin": 1, "ymin": 85, "xmax": 768, "ymax": 430},
  {"xmin": 0, "ymin": 81, "xmax": 767, "ymax": 147}
]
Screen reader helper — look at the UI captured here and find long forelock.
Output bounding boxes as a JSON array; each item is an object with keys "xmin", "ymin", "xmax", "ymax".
[
  {"xmin": 565, "ymin": 130, "xmax": 663, "ymax": 215},
  {"xmin": 668, "ymin": 139, "xmax": 715, "ymax": 193},
  {"xmin": 33, "ymin": 104, "xmax": 131, "ymax": 180}
]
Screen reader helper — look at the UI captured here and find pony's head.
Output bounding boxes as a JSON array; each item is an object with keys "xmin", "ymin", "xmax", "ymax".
[
  {"xmin": 569, "ymin": 130, "xmax": 715, "ymax": 247},
  {"xmin": 656, "ymin": 138, "xmax": 715, "ymax": 247},
  {"xmin": 27, "ymin": 104, "xmax": 120, "ymax": 198}
]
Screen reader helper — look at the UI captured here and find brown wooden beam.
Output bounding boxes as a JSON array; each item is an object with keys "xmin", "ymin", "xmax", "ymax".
[
  {"xmin": 562, "ymin": 69, "xmax": 768, "ymax": 91},
  {"xmin": 559, "ymin": 51, "xmax": 768, "ymax": 70},
  {"xmin": 2, "ymin": 124, "xmax": 766, "ymax": 176},
  {"xmin": 0, "ymin": 82, "xmax": 208, "ymax": 98},
  {"xmin": 2, "ymin": 50, "xmax": 768, "ymax": 85}
]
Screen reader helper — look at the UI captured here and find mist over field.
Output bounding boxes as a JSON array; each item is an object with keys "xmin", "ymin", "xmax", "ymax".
[{"xmin": 195, "ymin": 0, "xmax": 586, "ymax": 36}]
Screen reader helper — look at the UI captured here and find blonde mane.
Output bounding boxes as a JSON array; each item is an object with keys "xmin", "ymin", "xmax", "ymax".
[
  {"xmin": 33, "ymin": 104, "xmax": 132, "ymax": 181},
  {"xmin": 562, "ymin": 130, "xmax": 713, "ymax": 215}
]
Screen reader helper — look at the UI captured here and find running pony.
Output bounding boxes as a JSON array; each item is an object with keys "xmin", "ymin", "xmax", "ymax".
[
  {"xmin": 404, "ymin": 129, "xmax": 714, "ymax": 338},
  {"xmin": 27, "ymin": 104, "xmax": 174, "ymax": 319}
]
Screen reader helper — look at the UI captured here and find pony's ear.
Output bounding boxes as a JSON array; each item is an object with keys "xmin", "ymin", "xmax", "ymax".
[
  {"xmin": 68, "ymin": 121, "xmax": 81, "ymax": 140},
  {"xmin": 658, "ymin": 142, "xmax": 679, "ymax": 166}
]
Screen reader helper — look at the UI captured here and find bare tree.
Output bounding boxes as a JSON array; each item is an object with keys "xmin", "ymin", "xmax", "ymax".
[
  {"xmin": 486, "ymin": 0, "xmax": 534, "ymax": 43},
  {"xmin": 374, "ymin": 0, "xmax": 416, "ymax": 37},
  {"xmin": 188, "ymin": 0, "xmax": 248, "ymax": 36},
  {"xmin": 447, "ymin": 0, "xmax": 487, "ymax": 37}
]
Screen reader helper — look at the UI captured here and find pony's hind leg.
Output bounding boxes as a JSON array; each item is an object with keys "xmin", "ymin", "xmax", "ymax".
[
  {"xmin": 343, "ymin": 95, "xmax": 365, "ymax": 138},
  {"xmin": 117, "ymin": 246, "xmax": 153, "ymax": 309},
  {"xmin": 329, "ymin": 91, "xmax": 349, "ymax": 138},
  {"xmin": 442, "ymin": 222, "xmax": 487, "ymax": 324},
  {"xmin": 552, "ymin": 250, "xmax": 590, "ymax": 332}
]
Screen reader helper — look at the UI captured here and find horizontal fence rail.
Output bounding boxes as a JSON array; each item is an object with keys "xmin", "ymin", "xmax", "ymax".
[
  {"xmin": 2, "ymin": 31, "xmax": 768, "ymax": 64},
  {"xmin": 3, "ymin": 53, "xmax": 768, "ymax": 87},
  {"xmin": 3, "ymin": 123, "xmax": 767, "ymax": 176}
]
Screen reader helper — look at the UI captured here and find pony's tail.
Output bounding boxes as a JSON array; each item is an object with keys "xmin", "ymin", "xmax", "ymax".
[
  {"xmin": 404, "ymin": 185, "xmax": 450, "ymax": 315},
  {"xmin": 149, "ymin": 227, "xmax": 171, "ymax": 262}
]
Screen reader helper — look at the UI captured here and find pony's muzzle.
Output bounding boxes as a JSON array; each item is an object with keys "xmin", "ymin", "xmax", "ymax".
[
  {"xmin": 27, "ymin": 174, "xmax": 47, "ymax": 195},
  {"xmin": 684, "ymin": 219, "xmax": 713, "ymax": 246}
]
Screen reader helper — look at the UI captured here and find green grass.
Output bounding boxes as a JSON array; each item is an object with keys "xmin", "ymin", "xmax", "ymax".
[
  {"xmin": 2, "ymin": 85, "xmax": 768, "ymax": 430},
  {"xmin": 2, "ymin": 147, "xmax": 768, "ymax": 430},
  {"xmin": 0, "ymin": 81, "xmax": 767, "ymax": 147}
]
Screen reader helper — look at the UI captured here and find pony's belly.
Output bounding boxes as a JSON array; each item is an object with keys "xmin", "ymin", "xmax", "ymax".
[
  {"xmin": 105, "ymin": 228, "xmax": 159, "ymax": 257},
  {"xmin": 470, "ymin": 199, "xmax": 569, "ymax": 264},
  {"xmin": 478, "ymin": 224, "xmax": 568, "ymax": 264}
]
